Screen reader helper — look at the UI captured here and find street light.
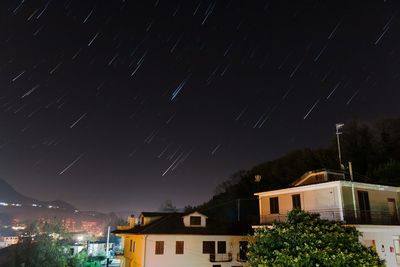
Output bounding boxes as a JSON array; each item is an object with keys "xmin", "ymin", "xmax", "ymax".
[{"xmin": 335, "ymin": 123, "xmax": 345, "ymax": 170}]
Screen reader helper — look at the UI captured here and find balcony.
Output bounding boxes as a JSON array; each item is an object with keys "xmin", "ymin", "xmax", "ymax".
[
  {"xmin": 237, "ymin": 253, "xmax": 247, "ymax": 262},
  {"xmin": 259, "ymin": 208, "xmax": 400, "ymax": 226},
  {"xmin": 209, "ymin": 253, "xmax": 232, "ymax": 262}
]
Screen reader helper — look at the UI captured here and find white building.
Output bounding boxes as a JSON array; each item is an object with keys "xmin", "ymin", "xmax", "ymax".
[
  {"xmin": 0, "ymin": 236, "xmax": 18, "ymax": 249},
  {"xmin": 113, "ymin": 211, "xmax": 251, "ymax": 267},
  {"xmin": 255, "ymin": 169, "xmax": 400, "ymax": 267},
  {"xmin": 0, "ymin": 228, "xmax": 19, "ymax": 249}
]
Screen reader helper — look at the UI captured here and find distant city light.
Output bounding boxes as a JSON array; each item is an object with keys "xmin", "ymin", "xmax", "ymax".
[
  {"xmin": 12, "ymin": 226, "xmax": 26, "ymax": 230},
  {"xmin": 0, "ymin": 202, "xmax": 9, "ymax": 206}
]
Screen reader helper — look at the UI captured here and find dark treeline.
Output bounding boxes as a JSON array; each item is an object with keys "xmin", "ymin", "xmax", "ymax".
[{"xmin": 191, "ymin": 117, "xmax": 400, "ymax": 221}]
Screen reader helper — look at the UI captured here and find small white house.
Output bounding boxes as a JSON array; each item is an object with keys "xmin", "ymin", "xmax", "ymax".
[
  {"xmin": 113, "ymin": 211, "xmax": 251, "ymax": 267},
  {"xmin": 254, "ymin": 169, "xmax": 400, "ymax": 267}
]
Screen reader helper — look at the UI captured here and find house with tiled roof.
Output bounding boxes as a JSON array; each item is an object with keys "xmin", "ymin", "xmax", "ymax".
[{"xmin": 112, "ymin": 211, "xmax": 251, "ymax": 267}]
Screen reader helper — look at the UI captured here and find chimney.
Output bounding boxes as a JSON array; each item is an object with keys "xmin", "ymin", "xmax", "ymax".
[{"xmin": 128, "ymin": 215, "xmax": 135, "ymax": 228}]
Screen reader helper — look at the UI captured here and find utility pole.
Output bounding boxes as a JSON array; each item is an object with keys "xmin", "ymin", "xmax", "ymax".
[
  {"xmin": 106, "ymin": 225, "xmax": 110, "ymax": 267},
  {"xmin": 336, "ymin": 123, "xmax": 344, "ymax": 170}
]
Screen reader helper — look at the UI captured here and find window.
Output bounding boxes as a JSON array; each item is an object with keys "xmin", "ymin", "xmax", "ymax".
[
  {"xmin": 203, "ymin": 241, "xmax": 215, "ymax": 254},
  {"xmin": 292, "ymin": 194, "xmax": 301, "ymax": 210},
  {"xmin": 176, "ymin": 241, "xmax": 184, "ymax": 254},
  {"xmin": 217, "ymin": 241, "xmax": 226, "ymax": 254},
  {"xmin": 190, "ymin": 216, "xmax": 201, "ymax": 226},
  {"xmin": 129, "ymin": 240, "xmax": 133, "ymax": 252},
  {"xmin": 133, "ymin": 241, "xmax": 136, "ymax": 252},
  {"xmin": 270, "ymin": 197, "xmax": 279, "ymax": 214},
  {"xmin": 155, "ymin": 241, "xmax": 164, "ymax": 255},
  {"xmin": 212, "ymin": 265, "xmax": 221, "ymax": 267}
]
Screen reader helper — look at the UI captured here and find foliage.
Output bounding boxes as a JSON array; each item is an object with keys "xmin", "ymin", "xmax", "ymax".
[
  {"xmin": 247, "ymin": 210, "xmax": 384, "ymax": 267},
  {"xmin": 372, "ymin": 159, "xmax": 400, "ymax": 185},
  {"xmin": 14, "ymin": 221, "xmax": 73, "ymax": 267},
  {"xmin": 69, "ymin": 249, "xmax": 88, "ymax": 267}
]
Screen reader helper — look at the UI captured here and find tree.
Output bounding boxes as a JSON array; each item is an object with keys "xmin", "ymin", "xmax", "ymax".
[
  {"xmin": 247, "ymin": 210, "xmax": 384, "ymax": 267},
  {"xmin": 373, "ymin": 159, "xmax": 400, "ymax": 185},
  {"xmin": 14, "ymin": 221, "xmax": 70, "ymax": 267}
]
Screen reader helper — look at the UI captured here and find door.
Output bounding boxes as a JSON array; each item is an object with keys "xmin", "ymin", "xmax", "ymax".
[
  {"xmin": 357, "ymin": 191, "xmax": 371, "ymax": 223},
  {"xmin": 239, "ymin": 241, "xmax": 248, "ymax": 262},
  {"xmin": 388, "ymin": 198, "xmax": 398, "ymax": 224}
]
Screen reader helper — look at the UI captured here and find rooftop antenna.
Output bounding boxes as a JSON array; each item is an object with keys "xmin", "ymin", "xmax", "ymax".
[{"xmin": 335, "ymin": 123, "xmax": 345, "ymax": 170}]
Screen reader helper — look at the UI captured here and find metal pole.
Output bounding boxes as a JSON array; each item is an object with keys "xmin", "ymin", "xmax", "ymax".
[
  {"xmin": 106, "ymin": 225, "xmax": 110, "ymax": 267},
  {"xmin": 349, "ymin": 162, "xmax": 358, "ymax": 221}
]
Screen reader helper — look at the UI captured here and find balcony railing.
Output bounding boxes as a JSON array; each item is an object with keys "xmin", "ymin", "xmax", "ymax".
[
  {"xmin": 209, "ymin": 253, "xmax": 232, "ymax": 262},
  {"xmin": 259, "ymin": 208, "xmax": 400, "ymax": 226}
]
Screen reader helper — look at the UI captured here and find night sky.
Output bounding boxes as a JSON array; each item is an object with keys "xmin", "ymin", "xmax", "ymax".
[{"xmin": 0, "ymin": 0, "xmax": 399, "ymax": 213}]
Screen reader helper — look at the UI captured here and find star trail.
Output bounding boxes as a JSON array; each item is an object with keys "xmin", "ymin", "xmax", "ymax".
[{"xmin": 0, "ymin": 0, "xmax": 399, "ymax": 213}]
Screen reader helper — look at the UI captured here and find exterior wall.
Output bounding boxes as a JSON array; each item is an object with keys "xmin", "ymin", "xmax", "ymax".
[
  {"xmin": 122, "ymin": 234, "xmax": 145, "ymax": 267},
  {"xmin": 0, "ymin": 236, "xmax": 18, "ymax": 248},
  {"xmin": 356, "ymin": 225, "xmax": 400, "ymax": 267},
  {"xmin": 259, "ymin": 185, "xmax": 340, "ymax": 222},
  {"xmin": 143, "ymin": 235, "xmax": 250, "ymax": 267}
]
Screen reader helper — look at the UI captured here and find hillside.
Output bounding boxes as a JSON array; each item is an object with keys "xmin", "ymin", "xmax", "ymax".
[
  {"xmin": 0, "ymin": 178, "xmax": 77, "ymax": 212},
  {"xmin": 194, "ymin": 117, "xmax": 400, "ymax": 220},
  {"xmin": 0, "ymin": 179, "xmax": 119, "ymax": 232}
]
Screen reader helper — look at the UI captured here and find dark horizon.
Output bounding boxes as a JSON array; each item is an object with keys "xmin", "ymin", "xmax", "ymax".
[{"xmin": 1, "ymin": 0, "xmax": 399, "ymax": 213}]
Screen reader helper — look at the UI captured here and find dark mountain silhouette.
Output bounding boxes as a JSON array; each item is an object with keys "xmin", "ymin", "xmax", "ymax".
[{"xmin": 0, "ymin": 178, "xmax": 76, "ymax": 212}]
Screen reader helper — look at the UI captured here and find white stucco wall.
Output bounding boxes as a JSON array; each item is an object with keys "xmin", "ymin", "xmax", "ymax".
[
  {"xmin": 259, "ymin": 183, "xmax": 341, "ymax": 222},
  {"xmin": 357, "ymin": 225, "xmax": 400, "ymax": 267},
  {"xmin": 143, "ymin": 235, "xmax": 250, "ymax": 267}
]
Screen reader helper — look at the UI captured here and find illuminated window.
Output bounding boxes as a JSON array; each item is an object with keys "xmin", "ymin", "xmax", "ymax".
[
  {"xmin": 130, "ymin": 240, "xmax": 133, "ymax": 252},
  {"xmin": 176, "ymin": 241, "xmax": 184, "ymax": 254},
  {"xmin": 270, "ymin": 197, "xmax": 279, "ymax": 214},
  {"xmin": 133, "ymin": 241, "xmax": 136, "ymax": 253},
  {"xmin": 190, "ymin": 216, "xmax": 201, "ymax": 226},
  {"xmin": 155, "ymin": 241, "xmax": 164, "ymax": 255}
]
